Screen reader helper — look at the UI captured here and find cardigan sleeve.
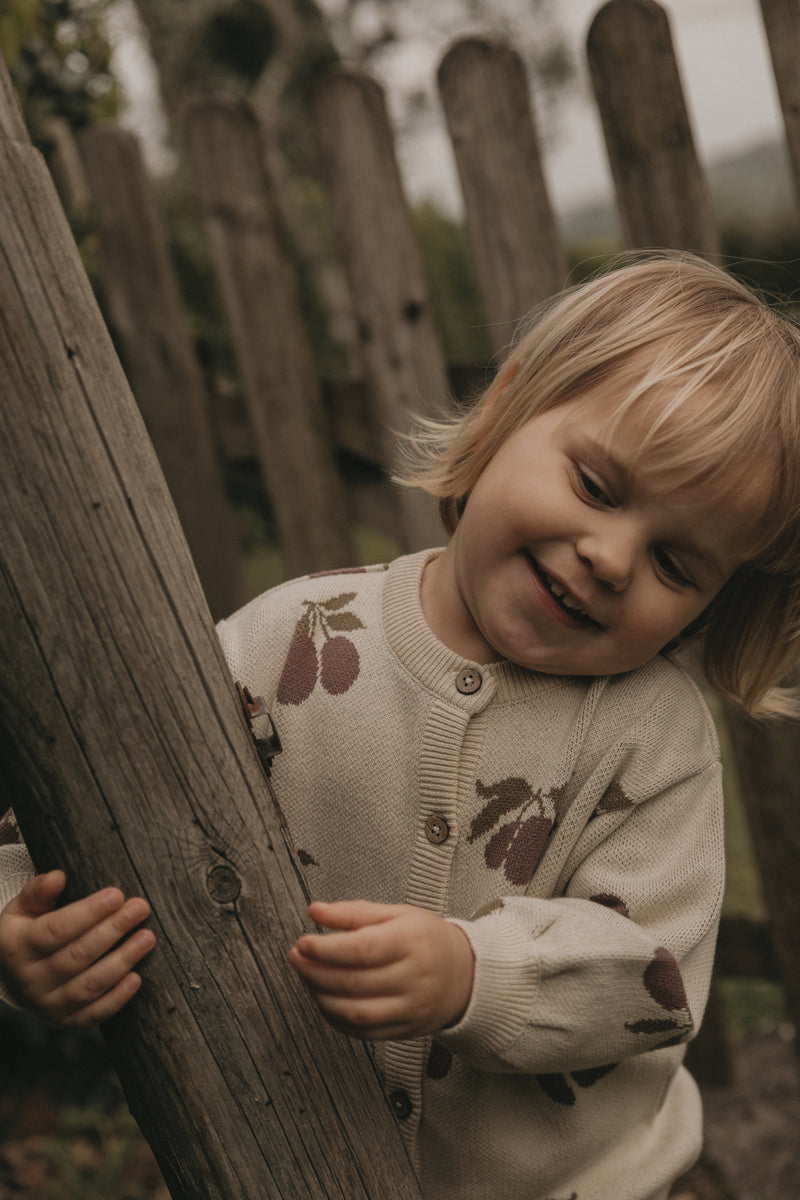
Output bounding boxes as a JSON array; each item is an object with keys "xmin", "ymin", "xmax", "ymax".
[
  {"xmin": 0, "ymin": 815, "xmax": 37, "ymax": 1008},
  {"xmin": 436, "ymin": 746, "xmax": 725, "ymax": 1076}
]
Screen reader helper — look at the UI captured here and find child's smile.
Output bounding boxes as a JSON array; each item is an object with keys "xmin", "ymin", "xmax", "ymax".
[{"xmin": 422, "ymin": 383, "xmax": 767, "ymax": 677}]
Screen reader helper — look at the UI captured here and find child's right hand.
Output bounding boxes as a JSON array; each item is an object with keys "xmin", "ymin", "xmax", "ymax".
[{"xmin": 0, "ymin": 870, "xmax": 155, "ymax": 1027}]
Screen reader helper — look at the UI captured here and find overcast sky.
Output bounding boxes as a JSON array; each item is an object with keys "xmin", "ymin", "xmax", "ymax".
[
  {"xmin": 113, "ymin": 0, "xmax": 787, "ymax": 217},
  {"xmin": 403, "ymin": 0, "xmax": 786, "ymax": 215}
]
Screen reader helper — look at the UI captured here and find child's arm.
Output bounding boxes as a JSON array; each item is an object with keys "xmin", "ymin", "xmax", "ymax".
[
  {"xmin": 289, "ymin": 900, "xmax": 474, "ymax": 1040},
  {"xmin": 0, "ymin": 870, "xmax": 155, "ymax": 1026}
]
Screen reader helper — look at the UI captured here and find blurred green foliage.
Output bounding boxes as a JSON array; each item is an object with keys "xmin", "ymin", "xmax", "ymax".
[{"xmin": 0, "ymin": 0, "xmax": 120, "ymax": 131}]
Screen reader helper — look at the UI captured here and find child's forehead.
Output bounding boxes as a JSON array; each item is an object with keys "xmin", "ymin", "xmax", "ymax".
[{"xmin": 549, "ymin": 381, "xmax": 774, "ymax": 545}]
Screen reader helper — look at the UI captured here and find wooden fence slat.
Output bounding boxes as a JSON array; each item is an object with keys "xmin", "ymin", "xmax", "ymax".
[
  {"xmin": 722, "ymin": 706, "xmax": 800, "ymax": 1038},
  {"xmin": 312, "ymin": 68, "xmax": 447, "ymax": 552},
  {"xmin": 587, "ymin": 0, "xmax": 720, "ymax": 257},
  {"xmin": 36, "ymin": 115, "xmax": 92, "ymax": 223},
  {"xmin": 183, "ymin": 97, "xmax": 356, "ymax": 578},
  {"xmin": 758, "ymin": 0, "xmax": 800, "ymax": 209},
  {"xmin": 438, "ymin": 37, "xmax": 568, "ymax": 351},
  {"xmin": 0, "ymin": 66, "xmax": 422, "ymax": 1199},
  {"xmin": 80, "ymin": 122, "xmax": 245, "ymax": 620}
]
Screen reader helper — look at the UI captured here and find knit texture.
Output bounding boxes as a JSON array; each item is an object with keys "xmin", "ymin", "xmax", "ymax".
[{"xmin": 0, "ymin": 549, "xmax": 725, "ymax": 1200}]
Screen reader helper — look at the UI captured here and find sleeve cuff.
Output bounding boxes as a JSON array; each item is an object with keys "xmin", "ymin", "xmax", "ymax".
[{"xmin": 436, "ymin": 913, "xmax": 540, "ymax": 1061}]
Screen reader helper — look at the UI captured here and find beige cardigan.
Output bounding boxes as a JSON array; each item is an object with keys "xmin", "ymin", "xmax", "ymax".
[{"xmin": 1, "ymin": 550, "xmax": 725, "ymax": 1200}]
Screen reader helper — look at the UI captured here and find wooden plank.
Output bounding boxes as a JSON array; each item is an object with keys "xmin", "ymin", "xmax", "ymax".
[
  {"xmin": 587, "ymin": 0, "xmax": 720, "ymax": 256},
  {"xmin": 438, "ymin": 37, "xmax": 568, "ymax": 352},
  {"xmin": 0, "ymin": 60, "xmax": 422, "ymax": 1200},
  {"xmin": 758, "ymin": 0, "xmax": 800, "ymax": 208},
  {"xmin": 35, "ymin": 115, "xmax": 92, "ymax": 223},
  {"xmin": 722, "ymin": 706, "xmax": 800, "ymax": 1038},
  {"xmin": 80, "ymin": 122, "xmax": 245, "ymax": 620},
  {"xmin": 183, "ymin": 97, "xmax": 356, "ymax": 577},
  {"xmin": 312, "ymin": 68, "xmax": 447, "ymax": 551}
]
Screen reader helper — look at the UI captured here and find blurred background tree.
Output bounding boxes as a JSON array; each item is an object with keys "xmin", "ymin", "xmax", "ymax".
[{"xmin": 0, "ymin": 0, "xmax": 120, "ymax": 132}]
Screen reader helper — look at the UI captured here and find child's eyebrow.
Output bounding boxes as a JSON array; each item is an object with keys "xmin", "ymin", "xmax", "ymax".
[
  {"xmin": 577, "ymin": 435, "xmax": 728, "ymax": 581},
  {"xmin": 575, "ymin": 436, "xmax": 631, "ymax": 482}
]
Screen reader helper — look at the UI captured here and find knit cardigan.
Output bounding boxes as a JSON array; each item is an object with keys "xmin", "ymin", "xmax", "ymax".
[{"xmin": 0, "ymin": 549, "xmax": 725, "ymax": 1200}]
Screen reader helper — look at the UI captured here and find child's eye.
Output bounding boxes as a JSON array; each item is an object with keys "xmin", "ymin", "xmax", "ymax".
[
  {"xmin": 654, "ymin": 547, "xmax": 692, "ymax": 587},
  {"xmin": 576, "ymin": 468, "xmax": 612, "ymax": 507}
]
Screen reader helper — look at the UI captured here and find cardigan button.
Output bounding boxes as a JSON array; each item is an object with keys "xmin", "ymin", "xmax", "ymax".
[
  {"xmin": 455, "ymin": 667, "xmax": 482, "ymax": 695},
  {"xmin": 425, "ymin": 814, "xmax": 450, "ymax": 844},
  {"xmin": 389, "ymin": 1089, "xmax": 413, "ymax": 1121}
]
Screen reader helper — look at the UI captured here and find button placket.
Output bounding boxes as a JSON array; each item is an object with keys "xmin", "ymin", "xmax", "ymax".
[
  {"xmin": 455, "ymin": 667, "xmax": 482, "ymax": 695},
  {"xmin": 424, "ymin": 814, "xmax": 450, "ymax": 844}
]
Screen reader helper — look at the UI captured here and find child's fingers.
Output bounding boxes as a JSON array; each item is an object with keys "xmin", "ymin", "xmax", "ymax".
[
  {"xmin": 308, "ymin": 899, "xmax": 405, "ymax": 931},
  {"xmin": 26, "ymin": 889, "xmax": 138, "ymax": 959},
  {"xmin": 289, "ymin": 945, "xmax": 402, "ymax": 997},
  {"xmin": 44, "ymin": 927, "xmax": 156, "ymax": 1024},
  {"xmin": 294, "ymin": 919, "xmax": 405, "ymax": 970},
  {"xmin": 60, "ymin": 970, "xmax": 145, "ymax": 1028},
  {"xmin": 3, "ymin": 871, "xmax": 67, "ymax": 919},
  {"xmin": 309, "ymin": 989, "xmax": 412, "ymax": 1040},
  {"xmin": 44, "ymin": 897, "xmax": 152, "ymax": 982}
]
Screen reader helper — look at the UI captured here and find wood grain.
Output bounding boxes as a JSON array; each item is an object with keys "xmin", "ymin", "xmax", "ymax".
[
  {"xmin": 0, "ymin": 58, "xmax": 420, "ymax": 1200},
  {"xmin": 312, "ymin": 68, "xmax": 447, "ymax": 551},
  {"xmin": 438, "ymin": 37, "xmax": 567, "ymax": 352},
  {"xmin": 80, "ymin": 122, "xmax": 245, "ymax": 620},
  {"xmin": 588, "ymin": 0, "xmax": 720, "ymax": 257},
  {"xmin": 183, "ymin": 97, "xmax": 356, "ymax": 577}
]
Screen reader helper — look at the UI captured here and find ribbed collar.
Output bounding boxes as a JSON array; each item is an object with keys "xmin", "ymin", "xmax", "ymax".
[{"xmin": 381, "ymin": 550, "xmax": 555, "ymax": 711}]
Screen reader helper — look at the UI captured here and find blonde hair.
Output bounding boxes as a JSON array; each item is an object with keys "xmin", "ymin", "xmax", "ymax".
[{"xmin": 401, "ymin": 253, "xmax": 800, "ymax": 717}]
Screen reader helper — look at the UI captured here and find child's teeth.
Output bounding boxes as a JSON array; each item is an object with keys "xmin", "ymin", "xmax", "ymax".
[{"xmin": 545, "ymin": 572, "xmax": 585, "ymax": 617}]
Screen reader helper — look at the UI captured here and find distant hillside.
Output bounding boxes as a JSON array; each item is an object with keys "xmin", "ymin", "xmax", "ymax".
[{"xmin": 560, "ymin": 139, "xmax": 797, "ymax": 248}]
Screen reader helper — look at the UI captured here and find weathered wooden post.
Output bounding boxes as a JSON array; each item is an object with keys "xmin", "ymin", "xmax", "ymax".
[
  {"xmin": 758, "ymin": 0, "xmax": 800, "ymax": 211},
  {"xmin": 438, "ymin": 37, "xmax": 568, "ymax": 353},
  {"xmin": 587, "ymin": 0, "xmax": 720, "ymax": 257},
  {"xmin": 311, "ymin": 68, "xmax": 447, "ymax": 552},
  {"xmin": 588, "ymin": 0, "xmax": 800, "ymax": 1073},
  {"xmin": 79, "ymin": 122, "xmax": 246, "ymax": 620},
  {"xmin": 183, "ymin": 98, "xmax": 356, "ymax": 578},
  {"xmin": 722, "ymin": 710, "xmax": 800, "ymax": 1042},
  {"xmin": 0, "ymin": 54, "xmax": 421, "ymax": 1200}
]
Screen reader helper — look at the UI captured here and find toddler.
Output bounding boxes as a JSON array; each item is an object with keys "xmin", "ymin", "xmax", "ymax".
[{"xmin": 3, "ymin": 254, "xmax": 800, "ymax": 1200}]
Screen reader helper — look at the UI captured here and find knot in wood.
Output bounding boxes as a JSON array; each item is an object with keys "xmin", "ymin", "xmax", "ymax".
[{"xmin": 207, "ymin": 864, "xmax": 241, "ymax": 904}]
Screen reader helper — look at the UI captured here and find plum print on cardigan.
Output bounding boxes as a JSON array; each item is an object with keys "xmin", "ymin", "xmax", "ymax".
[
  {"xmin": 425, "ymin": 1040, "xmax": 454, "ymax": 1080},
  {"xmin": 468, "ymin": 777, "xmax": 561, "ymax": 887},
  {"xmin": 536, "ymin": 1062, "xmax": 619, "ymax": 1107},
  {"xmin": 625, "ymin": 946, "xmax": 693, "ymax": 1048},
  {"xmin": 0, "ymin": 809, "xmax": 20, "ymax": 847},
  {"xmin": 276, "ymin": 593, "xmax": 364, "ymax": 705}
]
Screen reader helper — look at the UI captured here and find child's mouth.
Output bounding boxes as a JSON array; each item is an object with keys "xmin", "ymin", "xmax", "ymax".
[{"xmin": 532, "ymin": 561, "xmax": 598, "ymax": 627}]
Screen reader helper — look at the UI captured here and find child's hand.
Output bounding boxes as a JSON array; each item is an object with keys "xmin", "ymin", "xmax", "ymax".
[
  {"xmin": 0, "ymin": 871, "xmax": 156, "ymax": 1027},
  {"xmin": 288, "ymin": 900, "xmax": 474, "ymax": 1041}
]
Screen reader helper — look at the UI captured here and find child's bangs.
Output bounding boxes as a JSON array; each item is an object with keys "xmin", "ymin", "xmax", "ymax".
[{"xmin": 592, "ymin": 333, "xmax": 800, "ymax": 565}]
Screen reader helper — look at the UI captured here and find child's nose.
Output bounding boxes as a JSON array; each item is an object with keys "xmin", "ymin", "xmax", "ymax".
[{"xmin": 576, "ymin": 528, "xmax": 636, "ymax": 592}]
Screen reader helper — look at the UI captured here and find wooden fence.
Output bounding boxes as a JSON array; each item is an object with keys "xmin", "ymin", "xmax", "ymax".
[{"xmin": 36, "ymin": 0, "xmax": 800, "ymax": 1084}]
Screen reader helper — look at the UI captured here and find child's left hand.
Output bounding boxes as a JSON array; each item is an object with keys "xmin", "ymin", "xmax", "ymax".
[{"xmin": 288, "ymin": 900, "xmax": 475, "ymax": 1041}]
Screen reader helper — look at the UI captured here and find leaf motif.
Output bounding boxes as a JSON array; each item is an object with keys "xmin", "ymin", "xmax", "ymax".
[
  {"xmin": 295, "ymin": 609, "xmax": 313, "ymax": 639},
  {"xmin": 325, "ymin": 611, "xmax": 365, "ymax": 632},
  {"xmin": 536, "ymin": 1073, "xmax": 576, "ymax": 1107},
  {"xmin": 320, "ymin": 592, "xmax": 357, "ymax": 610},
  {"xmin": 468, "ymin": 777, "xmax": 535, "ymax": 844},
  {"xmin": 624, "ymin": 1018, "xmax": 681, "ymax": 1035},
  {"xmin": 571, "ymin": 1062, "xmax": 618, "ymax": 1088}
]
